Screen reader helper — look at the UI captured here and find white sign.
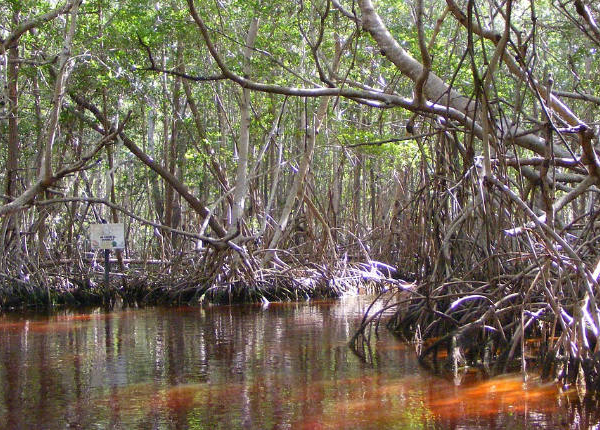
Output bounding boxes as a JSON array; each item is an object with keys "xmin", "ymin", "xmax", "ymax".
[{"xmin": 90, "ymin": 223, "xmax": 125, "ymax": 250}]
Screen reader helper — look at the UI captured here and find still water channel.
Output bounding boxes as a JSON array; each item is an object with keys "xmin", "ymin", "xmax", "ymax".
[{"xmin": 0, "ymin": 296, "xmax": 598, "ymax": 429}]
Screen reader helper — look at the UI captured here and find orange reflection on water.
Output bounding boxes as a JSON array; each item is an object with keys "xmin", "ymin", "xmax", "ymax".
[
  {"xmin": 163, "ymin": 384, "xmax": 205, "ymax": 413},
  {"xmin": 0, "ymin": 319, "xmax": 88, "ymax": 333},
  {"xmin": 29, "ymin": 321, "xmax": 87, "ymax": 332},
  {"xmin": 0, "ymin": 309, "xmax": 138, "ymax": 334},
  {"xmin": 429, "ymin": 374, "xmax": 561, "ymax": 419},
  {"xmin": 51, "ymin": 309, "xmax": 138, "ymax": 321},
  {"xmin": 96, "ymin": 381, "xmax": 249, "ymax": 419},
  {"xmin": 0, "ymin": 321, "xmax": 27, "ymax": 331},
  {"xmin": 289, "ymin": 375, "xmax": 434, "ymax": 429},
  {"xmin": 294, "ymin": 373, "xmax": 564, "ymax": 428}
]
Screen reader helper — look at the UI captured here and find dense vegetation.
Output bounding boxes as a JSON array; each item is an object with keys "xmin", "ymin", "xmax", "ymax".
[{"xmin": 3, "ymin": 0, "xmax": 600, "ymax": 390}]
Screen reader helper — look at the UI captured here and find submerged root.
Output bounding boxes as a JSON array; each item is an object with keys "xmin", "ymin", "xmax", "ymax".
[
  {"xmin": 353, "ymin": 263, "xmax": 600, "ymax": 391},
  {"xmin": 348, "ymin": 163, "xmax": 600, "ymax": 392}
]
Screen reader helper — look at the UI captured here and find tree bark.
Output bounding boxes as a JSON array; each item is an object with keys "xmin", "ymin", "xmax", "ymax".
[
  {"xmin": 40, "ymin": 1, "xmax": 79, "ymax": 182},
  {"xmin": 5, "ymin": 10, "xmax": 20, "ymax": 202},
  {"xmin": 3, "ymin": 10, "xmax": 21, "ymax": 246},
  {"xmin": 146, "ymin": 106, "xmax": 164, "ymax": 221},
  {"xmin": 230, "ymin": 17, "xmax": 260, "ymax": 233}
]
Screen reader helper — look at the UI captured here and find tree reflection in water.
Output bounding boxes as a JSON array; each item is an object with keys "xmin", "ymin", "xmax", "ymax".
[{"xmin": 0, "ymin": 297, "xmax": 597, "ymax": 429}]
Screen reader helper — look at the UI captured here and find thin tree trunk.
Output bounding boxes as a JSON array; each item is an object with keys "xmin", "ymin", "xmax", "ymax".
[
  {"xmin": 146, "ymin": 106, "xmax": 164, "ymax": 221},
  {"xmin": 5, "ymin": 10, "xmax": 19, "ymax": 201},
  {"xmin": 264, "ymin": 37, "xmax": 343, "ymax": 261},
  {"xmin": 352, "ymin": 152, "xmax": 362, "ymax": 231},
  {"xmin": 170, "ymin": 43, "xmax": 185, "ymax": 241},
  {"xmin": 265, "ymin": 98, "xmax": 326, "ymax": 261},
  {"xmin": 3, "ymin": 10, "xmax": 21, "ymax": 247},
  {"xmin": 370, "ymin": 165, "xmax": 376, "ymax": 231},
  {"xmin": 230, "ymin": 17, "xmax": 259, "ymax": 233},
  {"xmin": 214, "ymin": 82, "xmax": 232, "ymax": 224},
  {"xmin": 40, "ymin": 1, "xmax": 79, "ymax": 182},
  {"xmin": 161, "ymin": 49, "xmax": 174, "ymax": 231}
]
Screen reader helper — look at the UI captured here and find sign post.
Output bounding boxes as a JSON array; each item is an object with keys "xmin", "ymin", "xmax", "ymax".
[
  {"xmin": 104, "ymin": 248, "xmax": 110, "ymax": 292},
  {"xmin": 90, "ymin": 223, "xmax": 125, "ymax": 295}
]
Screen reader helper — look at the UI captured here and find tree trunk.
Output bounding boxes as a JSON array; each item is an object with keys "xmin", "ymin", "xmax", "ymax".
[
  {"xmin": 40, "ymin": 1, "xmax": 79, "ymax": 182},
  {"xmin": 214, "ymin": 82, "xmax": 232, "ymax": 224},
  {"xmin": 146, "ymin": 106, "xmax": 164, "ymax": 221},
  {"xmin": 5, "ymin": 10, "xmax": 20, "ymax": 202},
  {"xmin": 230, "ymin": 18, "xmax": 260, "ymax": 233},
  {"xmin": 3, "ymin": 10, "xmax": 21, "ymax": 247}
]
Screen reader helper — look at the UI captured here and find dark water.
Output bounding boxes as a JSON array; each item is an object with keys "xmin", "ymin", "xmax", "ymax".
[{"xmin": 0, "ymin": 296, "xmax": 598, "ymax": 429}]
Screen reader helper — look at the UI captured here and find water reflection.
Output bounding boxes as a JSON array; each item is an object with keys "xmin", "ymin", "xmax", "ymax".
[{"xmin": 0, "ymin": 298, "xmax": 598, "ymax": 429}]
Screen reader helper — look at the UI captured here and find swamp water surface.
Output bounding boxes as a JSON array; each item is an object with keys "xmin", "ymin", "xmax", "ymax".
[{"xmin": 0, "ymin": 296, "xmax": 597, "ymax": 429}]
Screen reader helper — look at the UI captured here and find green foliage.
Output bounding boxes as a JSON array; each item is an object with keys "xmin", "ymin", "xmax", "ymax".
[{"xmin": 3, "ymin": 0, "xmax": 600, "ymax": 271}]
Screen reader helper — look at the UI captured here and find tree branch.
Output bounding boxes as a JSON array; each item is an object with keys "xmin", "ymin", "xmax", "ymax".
[
  {"xmin": 137, "ymin": 34, "xmax": 225, "ymax": 82},
  {"xmin": 0, "ymin": 1, "xmax": 76, "ymax": 54},
  {"xmin": 33, "ymin": 197, "xmax": 238, "ymax": 248},
  {"xmin": 0, "ymin": 124, "xmax": 124, "ymax": 217}
]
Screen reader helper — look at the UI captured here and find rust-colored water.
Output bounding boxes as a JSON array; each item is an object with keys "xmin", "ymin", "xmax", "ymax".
[{"xmin": 0, "ymin": 297, "xmax": 597, "ymax": 429}]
